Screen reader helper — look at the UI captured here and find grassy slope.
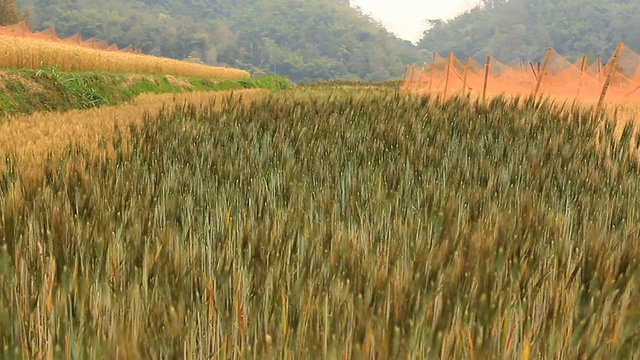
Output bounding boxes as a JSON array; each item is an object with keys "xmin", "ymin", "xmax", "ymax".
[{"xmin": 0, "ymin": 67, "xmax": 291, "ymax": 117}]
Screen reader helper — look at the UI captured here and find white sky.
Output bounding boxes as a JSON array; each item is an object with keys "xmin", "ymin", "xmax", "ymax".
[{"xmin": 349, "ymin": 0, "xmax": 481, "ymax": 43}]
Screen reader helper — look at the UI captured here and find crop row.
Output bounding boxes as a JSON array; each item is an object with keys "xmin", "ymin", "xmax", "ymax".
[{"xmin": 0, "ymin": 34, "xmax": 248, "ymax": 79}]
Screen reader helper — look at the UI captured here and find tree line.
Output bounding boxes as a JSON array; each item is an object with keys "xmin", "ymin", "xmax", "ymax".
[
  {"xmin": 418, "ymin": 0, "xmax": 640, "ymax": 65},
  {"xmin": 11, "ymin": 0, "xmax": 419, "ymax": 82},
  {"xmin": 6, "ymin": 0, "xmax": 637, "ymax": 81}
]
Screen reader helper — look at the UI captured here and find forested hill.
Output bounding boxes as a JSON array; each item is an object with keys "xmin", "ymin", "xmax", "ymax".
[
  {"xmin": 15, "ymin": 0, "xmax": 420, "ymax": 82},
  {"xmin": 418, "ymin": 0, "xmax": 640, "ymax": 65}
]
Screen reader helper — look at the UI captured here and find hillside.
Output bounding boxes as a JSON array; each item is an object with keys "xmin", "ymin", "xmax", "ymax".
[
  {"xmin": 15, "ymin": 0, "xmax": 420, "ymax": 82},
  {"xmin": 0, "ymin": 67, "xmax": 290, "ymax": 117},
  {"xmin": 418, "ymin": 0, "xmax": 640, "ymax": 64}
]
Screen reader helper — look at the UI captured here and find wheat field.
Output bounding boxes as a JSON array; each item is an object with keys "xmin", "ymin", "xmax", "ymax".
[
  {"xmin": 0, "ymin": 34, "xmax": 249, "ymax": 79},
  {"xmin": 0, "ymin": 87, "xmax": 639, "ymax": 358},
  {"xmin": 0, "ymin": 89, "xmax": 267, "ymax": 181}
]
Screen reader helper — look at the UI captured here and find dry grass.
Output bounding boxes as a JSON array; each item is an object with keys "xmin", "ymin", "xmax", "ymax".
[
  {"xmin": 164, "ymin": 75, "xmax": 195, "ymax": 89},
  {"xmin": 0, "ymin": 34, "xmax": 250, "ymax": 79},
  {"xmin": 0, "ymin": 71, "xmax": 47, "ymax": 92}
]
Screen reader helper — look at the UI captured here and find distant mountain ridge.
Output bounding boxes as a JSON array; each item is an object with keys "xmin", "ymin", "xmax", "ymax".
[
  {"xmin": 16, "ymin": 0, "xmax": 420, "ymax": 82},
  {"xmin": 418, "ymin": 0, "xmax": 640, "ymax": 64}
]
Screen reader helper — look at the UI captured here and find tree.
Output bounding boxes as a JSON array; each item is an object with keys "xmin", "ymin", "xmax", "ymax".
[{"xmin": 0, "ymin": 0, "xmax": 22, "ymax": 25}]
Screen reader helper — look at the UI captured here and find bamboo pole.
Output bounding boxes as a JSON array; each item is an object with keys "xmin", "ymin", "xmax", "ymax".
[
  {"xmin": 575, "ymin": 55, "xmax": 587, "ymax": 99},
  {"xmin": 407, "ymin": 63, "xmax": 415, "ymax": 86},
  {"xmin": 579, "ymin": 55, "xmax": 587, "ymax": 72},
  {"xmin": 462, "ymin": 56, "xmax": 471, "ymax": 96},
  {"xmin": 443, "ymin": 52, "xmax": 453, "ymax": 101},
  {"xmin": 529, "ymin": 62, "xmax": 538, "ymax": 83},
  {"xmin": 597, "ymin": 43, "xmax": 625, "ymax": 112},
  {"xmin": 482, "ymin": 56, "xmax": 491, "ymax": 103},
  {"xmin": 532, "ymin": 48, "xmax": 553, "ymax": 100},
  {"xmin": 417, "ymin": 61, "xmax": 428, "ymax": 87},
  {"xmin": 429, "ymin": 52, "xmax": 436, "ymax": 93}
]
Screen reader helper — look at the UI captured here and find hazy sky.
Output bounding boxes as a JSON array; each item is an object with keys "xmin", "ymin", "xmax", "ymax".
[{"xmin": 349, "ymin": 0, "xmax": 481, "ymax": 43}]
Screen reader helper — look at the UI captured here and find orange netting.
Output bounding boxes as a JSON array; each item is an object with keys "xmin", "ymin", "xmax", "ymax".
[
  {"xmin": 402, "ymin": 43, "xmax": 640, "ymax": 107},
  {"xmin": 0, "ymin": 21, "xmax": 141, "ymax": 54}
]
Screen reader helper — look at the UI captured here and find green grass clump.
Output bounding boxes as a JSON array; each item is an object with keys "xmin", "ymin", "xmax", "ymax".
[{"xmin": 0, "ymin": 88, "xmax": 639, "ymax": 358}]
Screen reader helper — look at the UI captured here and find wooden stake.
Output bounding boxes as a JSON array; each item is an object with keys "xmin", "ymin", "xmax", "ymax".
[
  {"xmin": 597, "ymin": 43, "xmax": 625, "ymax": 112},
  {"xmin": 532, "ymin": 48, "xmax": 553, "ymax": 100},
  {"xmin": 482, "ymin": 56, "xmax": 491, "ymax": 103}
]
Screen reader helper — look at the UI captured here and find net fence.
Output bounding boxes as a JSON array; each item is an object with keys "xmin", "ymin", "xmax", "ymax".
[
  {"xmin": 403, "ymin": 43, "xmax": 640, "ymax": 107},
  {"xmin": 0, "ymin": 21, "xmax": 140, "ymax": 54}
]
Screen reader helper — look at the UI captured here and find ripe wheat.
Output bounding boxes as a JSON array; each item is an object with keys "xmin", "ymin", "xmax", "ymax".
[{"xmin": 0, "ymin": 34, "xmax": 249, "ymax": 79}]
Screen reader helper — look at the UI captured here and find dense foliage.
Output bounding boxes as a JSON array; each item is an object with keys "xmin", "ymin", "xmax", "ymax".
[
  {"xmin": 0, "ymin": 0, "xmax": 22, "ymax": 25},
  {"xmin": 14, "ymin": 0, "xmax": 419, "ymax": 82},
  {"xmin": 1, "ymin": 87, "xmax": 639, "ymax": 357},
  {"xmin": 419, "ymin": 0, "xmax": 640, "ymax": 64}
]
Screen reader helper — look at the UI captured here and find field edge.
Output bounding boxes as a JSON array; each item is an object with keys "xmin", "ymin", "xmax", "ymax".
[{"xmin": 0, "ymin": 68, "xmax": 293, "ymax": 118}]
